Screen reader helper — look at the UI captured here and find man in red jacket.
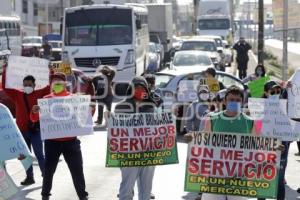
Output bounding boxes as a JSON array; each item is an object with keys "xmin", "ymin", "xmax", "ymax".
[
  {"xmin": 31, "ymin": 73, "xmax": 89, "ymax": 200},
  {"xmin": 2, "ymin": 65, "xmax": 50, "ymax": 185}
]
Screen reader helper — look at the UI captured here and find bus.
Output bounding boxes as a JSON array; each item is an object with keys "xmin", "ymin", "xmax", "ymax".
[
  {"xmin": 0, "ymin": 16, "xmax": 22, "ymax": 56},
  {"xmin": 62, "ymin": 4, "xmax": 149, "ymax": 84}
]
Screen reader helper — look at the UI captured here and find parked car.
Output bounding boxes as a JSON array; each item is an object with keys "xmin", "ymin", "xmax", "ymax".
[
  {"xmin": 21, "ymin": 36, "xmax": 43, "ymax": 57},
  {"xmin": 155, "ymin": 68, "xmax": 247, "ymax": 110},
  {"xmin": 0, "ymin": 68, "xmax": 95, "ymax": 117},
  {"xmin": 147, "ymin": 42, "xmax": 161, "ymax": 73},
  {"xmin": 169, "ymin": 50, "xmax": 214, "ymax": 72},
  {"xmin": 179, "ymin": 38, "xmax": 225, "ymax": 71}
]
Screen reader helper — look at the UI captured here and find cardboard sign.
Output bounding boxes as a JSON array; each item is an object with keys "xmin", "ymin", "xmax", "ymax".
[
  {"xmin": 248, "ymin": 76, "xmax": 270, "ymax": 98},
  {"xmin": 200, "ymin": 78, "xmax": 220, "ymax": 93},
  {"xmin": 6, "ymin": 56, "xmax": 49, "ymax": 89},
  {"xmin": 248, "ymin": 98, "xmax": 300, "ymax": 141},
  {"xmin": 51, "ymin": 62, "xmax": 72, "ymax": 76},
  {"xmin": 0, "ymin": 165, "xmax": 18, "ymax": 199},
  {"xmin": 185, "ymin": 132, "xmax": 280, "ymax": 199},
  {"xmin": 0, "ymin": 104, "xmax": 31, "ymax": 161},
  {"xmin": 38, "ymin": 95, "xmax": 93, "ymax": 140},
  {"xmin": 106, "ymin": 113, "xmax": 179, "ymax": 167},
  {"xmin": 288, "ymin": 70, "xmax": 300, "ymax": 118}
]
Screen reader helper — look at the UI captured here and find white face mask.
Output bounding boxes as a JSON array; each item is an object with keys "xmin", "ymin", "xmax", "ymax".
[
  {"xmin": 269, "ymin": 94, "xmax": 280, "ymax": 100},
  {"xmin": 24, "ymin": 86, "xmax": 34, "ymax": 94},
  {"xmin": 199, "ymin": 93, "xmax": 210, "ymax": 101}
]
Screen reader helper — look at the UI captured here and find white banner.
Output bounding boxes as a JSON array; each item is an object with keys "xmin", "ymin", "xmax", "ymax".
[
  {"xmin": 177, "ymin": 80, "xmax": 199, "ymax": 102},
  {"xmin": 38, "ymin": 95, "xmax": 94, "ymax": 140},
  {"xmin": 6, "ymin": 56, "xmax": 49, "ymax": 89},
  {"xmin": 0, "ymin": 165, "xmax": 18, "ymax": 200},
  {"xmin": 248, "ymin": 98, "xmax": 300, "ymax": 141},
  {"xmin": 288, "ymin": 69, "xmax": 300, "ymax": 118}
]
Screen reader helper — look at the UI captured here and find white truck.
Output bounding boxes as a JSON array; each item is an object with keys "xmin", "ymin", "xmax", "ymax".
[
  {"xmin": 197, "ymin": 0, "xmax": 231, "ymax": 40},
  {"xmin": 145, "ymin": 3, "xmax": 173, "ymax": 64}
]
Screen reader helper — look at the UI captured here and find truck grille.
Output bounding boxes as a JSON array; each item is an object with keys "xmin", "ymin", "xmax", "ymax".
[{"xmin": 74, "ymin": 57, "xmax": 120, "ymax": 68}]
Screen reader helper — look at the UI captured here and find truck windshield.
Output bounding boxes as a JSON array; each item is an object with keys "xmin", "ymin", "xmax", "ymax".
[
  {"xmin": 65, "ymin": 8, "xmax": 133, "ymax": 46},
  {"xmin": 198, "ymin": 19, "xmax": 230, "ymax": 30}
]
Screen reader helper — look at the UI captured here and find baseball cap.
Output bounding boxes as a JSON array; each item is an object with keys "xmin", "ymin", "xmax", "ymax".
[
  {"xmin": 264, "ymin": 81, "xmax": 281, "ymax": 92},
  {"xmin": 51, "ymin": 73, "xmax": 66, "ymax": 82}
]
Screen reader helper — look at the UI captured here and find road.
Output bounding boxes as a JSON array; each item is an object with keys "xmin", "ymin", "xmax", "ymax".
[
  {"xmin": 5, "ymin": 50, "xmax": 300, "ymax": 200},
  {"xmin": 265, "ymin": 39, "xmax": 300, "ymax": 70}
]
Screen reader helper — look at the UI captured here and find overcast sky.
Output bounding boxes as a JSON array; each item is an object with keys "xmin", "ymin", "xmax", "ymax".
[{"xmin": 175, "ymin": 0, "xmax": 273, "ymax": 5}]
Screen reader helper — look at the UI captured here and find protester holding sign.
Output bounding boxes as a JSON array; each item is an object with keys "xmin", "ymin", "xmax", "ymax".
[
  {"xmin": 185, "ymin": 86, "xmax": 255, "ymax": 200},
  {"xmin": 114, "ymin": 76, "xmax": 158, "ymax": 200},
  {"xmin": 257, "ymin": 80, "xmax": 286, "ymax": 200},
  {"xmin": 2, "ymin": 64, "xmax": 50, "ymax": 186},
  {"xmin": 30, "ymin": 73, "xmax": 89, "ymax": 200},
  {"xmin": 204, "ymin": 68, "xmax": 225, "ymax": 91},
  {"xmin": 186, "ymin": 85, "xmax": 210, "ymax": 132},
  {"xmin": 92, "ymin": 65, "xmax": 115, "ymax": 125}
]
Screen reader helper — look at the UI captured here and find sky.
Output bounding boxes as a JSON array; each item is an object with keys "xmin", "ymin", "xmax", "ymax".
[{"xmin": 175, "ymin": 0, "xmax": 273, "ymax": 5}]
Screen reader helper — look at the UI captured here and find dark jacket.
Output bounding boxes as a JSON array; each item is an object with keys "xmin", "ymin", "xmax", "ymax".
[
  {"xmin": 92, "ymin": 67, "xmax": 115, "ymax": 97},
  {"xmin": 115, "ymin": 77, "xmax": 156, "ymax": 114},
  {"xmin": 233, "ymin": 42, "xmax": 252, "ymax": 62}
]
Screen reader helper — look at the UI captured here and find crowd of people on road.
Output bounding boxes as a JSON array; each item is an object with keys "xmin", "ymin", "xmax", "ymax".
[{"xmin": 1, "ymin": 41, "xmax": 300, "ymax": 200}]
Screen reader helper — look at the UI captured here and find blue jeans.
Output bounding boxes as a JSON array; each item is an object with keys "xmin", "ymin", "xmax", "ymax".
[{"xmin": 23, "ymin": 131, "xmax": 45, "ymax": 178}]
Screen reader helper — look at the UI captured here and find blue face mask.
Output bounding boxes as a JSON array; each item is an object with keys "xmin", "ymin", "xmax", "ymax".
[{"xmin": 227, "ymin": 101, "xmax": 241, "ymax": 113}]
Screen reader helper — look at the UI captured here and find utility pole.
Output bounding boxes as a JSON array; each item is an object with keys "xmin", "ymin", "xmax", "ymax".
[
  {"xmin": 257, "ymin": 0, "xmax": 264, "ymax": 64},
  {"xmin": 229, "ymin": 0, "xmax": 235, "ymax": 43},
  {"xmin": 282, "ymin": 0, "xmax": 288, "ymax": 81},
  {"xmin": 193, "ymin": 0, "xmax": 199, "ymax": 35}
]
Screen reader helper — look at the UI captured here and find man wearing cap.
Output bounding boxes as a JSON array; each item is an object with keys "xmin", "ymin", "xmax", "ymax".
[
  {"xmin": 30, "ymin": 73, "xmax": 89, "ymax": 200},
  {"xmin": 2, "ymin": 64, "xmax": 50, "ymax": 185},
  {"xmin": 114, "ymin": 76, "xmax": 157, "ymax": 200}
]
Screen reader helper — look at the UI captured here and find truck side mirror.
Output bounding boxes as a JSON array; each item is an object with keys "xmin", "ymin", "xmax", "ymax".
[
  {"xmin": 166, "ymin": 38, "xmax": 171, "ymax": 44},
  {"xmin": 136, "ymin": 19, "xmax": 142, "ymax": 30}
]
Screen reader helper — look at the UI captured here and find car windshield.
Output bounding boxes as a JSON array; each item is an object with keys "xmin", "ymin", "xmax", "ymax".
[
  {"xmin": 149, "ymin": 44, "xmax": 156, "ymax": 53},
  {"xmin": 23, "ymin": 38, "xmax": 42, "ymax": 44},
  {"xmin": 155, "ymin": 74, "xmax": 174, "ymax": 88},
  {"xmin": 198, "ymin": 19, "xmax": 230, "ymax": 30},
  {"xmin": 150, "ymin": 35, "xmax": 159, "ymax": 43},
  {"xmin": 173, "ymin": 53, "xmax": 212, "ymax": 66},
  {"xmin": 49, "ymin": 41, "xmax": 62, "ymax": 48},
  {"xmin": 65, "ymin": 8, "xmax": 132, "ymax": 46},
  {"xmin": 181, "ymin": 41, "xmax": 217, "ymax": 52}
]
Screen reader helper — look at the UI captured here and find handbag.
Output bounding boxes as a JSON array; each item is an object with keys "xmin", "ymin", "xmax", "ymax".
[{"xmin": 23, "ymin": 93, "xmax": 40, "ymax": 133}]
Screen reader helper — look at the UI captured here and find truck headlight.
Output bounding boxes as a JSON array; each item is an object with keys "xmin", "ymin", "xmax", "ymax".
[{"xmin": 125, "ymin": 49, "xmax": 134, "ymax": 65}]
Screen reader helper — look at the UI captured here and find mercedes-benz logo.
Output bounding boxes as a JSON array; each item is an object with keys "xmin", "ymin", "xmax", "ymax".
[{"xmin": 92, "ymin": 59, "xmax": 101, "ymax": 67}]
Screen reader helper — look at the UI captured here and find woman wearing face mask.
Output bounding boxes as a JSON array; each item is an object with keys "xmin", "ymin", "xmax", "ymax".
[
  {"xmin": 114, "ymin": 76, "xmax": 157, "ymax": 200},
  {"xmin": 242, "ymin": 64, "xmax": 266, "ymax": 83},
  {"xmin": 30, "ymin": 73, "xmax": 89, "ymax": 200},
  {"xmin": 258, "ymin": 80, "xmax": 288, "ymax": 200}
]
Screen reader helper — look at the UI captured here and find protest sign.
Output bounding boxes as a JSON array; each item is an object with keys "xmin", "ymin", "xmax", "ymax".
[
  {"xmin": 38, "ymin": 95, "xmax": 93, "ymax": 140},
  {"xmin": 0, "ymin": 104, "xmax": 31, "ymax": 161},
  {"xmin": 184, "ymin": 132, "xmax": 280, "ymax": 199},
  {"xmin": 248, "ymin": 76, "xmax": 270, "ymax": 98},
  {"xmin": 177, "ymin": 80, "xmax": 199, "ymax": 102},
  {"xmin": 6, "ymin": 56, "xmax": 49, "ymax": 89},
  {"xmin": 248, "ymin": 98, "xmax": 300, "ymax": 141},
  {"xmin": 51, "ymin": 62, "xmax": 72, "ymax": 76},
  {"xmin": 106, "ymin": 112, "xmax": 179, "ymax": 167},
  {"xmin": 288, "ymin": 69, "xmax": 300, "ymax": 118},
  {"xmin": 200, "ymin": 78, "xmax": 220, "ymax": 93},
  {"xmin": 0, "ymin": 165, "xmax": 18, "ymax": 200}
]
